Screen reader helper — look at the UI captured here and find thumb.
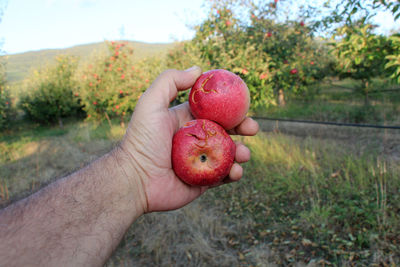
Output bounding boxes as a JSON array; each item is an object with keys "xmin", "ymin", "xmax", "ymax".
[{"xmin": 140, "ymin": 66, "xmax": 202, "ymax": 109}]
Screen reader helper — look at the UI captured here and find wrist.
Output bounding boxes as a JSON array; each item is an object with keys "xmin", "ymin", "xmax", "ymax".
[{"xmin": 111, "ymin": 144, "xmax": 149, "ymax": 216}]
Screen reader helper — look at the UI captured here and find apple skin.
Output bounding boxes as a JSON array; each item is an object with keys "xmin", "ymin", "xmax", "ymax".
[
  {"xmin": 189, "ymin": 69, "xmax": 250, "ymax": 130},
  {"xmin": 172, "ymin": 119, "xmax": 236, "ymax": 186}
]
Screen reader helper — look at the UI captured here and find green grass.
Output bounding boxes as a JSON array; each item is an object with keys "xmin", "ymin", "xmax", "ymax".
[
  {"xmin": 107, "ymin": 132, "xmax": 400, "ymax": 266},
  {"xmin": 216, "ymin": 133, "xmax": 400, "ymax": 265},
  {"xmin": 256, "ymin": 101, "xmax": 399, "ymax": 124},
  {"xmin": 255, "ymin": 79, "xmax": 400, "ymax": 125}
]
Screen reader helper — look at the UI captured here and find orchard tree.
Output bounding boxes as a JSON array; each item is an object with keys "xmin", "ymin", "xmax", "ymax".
[
  {"xmin": 20, "ymin": 55, "xmax": 82, "ymax": 126},
  {"xmin": 331, "ymin": 23, "xmax": 392, "ymax": 104},
  {"xmin": 0, "ymin": 2, "xmax": 14, "ymax": 130},
  {"xmin": 190, "ymin": 0, "xmax": 332, "ymax": 107},
  {"xmin": 385, "ymin": 34, "xmax": 400, "ymax": 84},
  {"xmin": 0, "ymin": 61, "xmax": 13, "ymax": 130},
  {"xmin": 79, "ymin": 41, "xmax": 164, "ymax": 124},
  {"xmin": 322, "ymin": 0, "xmax": 400, "ymax": 26},
  {"xmin": 79, "ymin": 41, "xmax": 143, "ymax": 123}
]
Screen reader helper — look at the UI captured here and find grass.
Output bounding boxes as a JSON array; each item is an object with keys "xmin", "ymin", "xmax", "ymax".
[
  {"xmin": 106, "ymin": 132, "xmax": 399, "ymax": 266},
  {"xmin": 1, "ymin": 117, "xmax": 398, "ymax": 265},
  {"xmin": 0, "ymin": 118, "xmax": 125, "ymax": 204},
  {"xmin": 255, "ymin": 79, "xmax": 400, "ymax": 125}
]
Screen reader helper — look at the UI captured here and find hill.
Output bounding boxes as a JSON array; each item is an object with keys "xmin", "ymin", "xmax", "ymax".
[{"xmin": 3, "ymin": 41, "xmax": 175, "ymax": 83}]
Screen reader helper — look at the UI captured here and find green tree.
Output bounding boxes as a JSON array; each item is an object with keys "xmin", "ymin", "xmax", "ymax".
[
  {"xmin": 190, "ymin": 0, "xmax": 331, "ymax": 107},
  {"xmin": 78, "ymin": 41, "xmax": 163, "ymax": 124},
  {"xmin": 331, "ymin": 24, "xmax": 392, "ymax": 104},
  {"xmin": 0, "ymin": 62, "xmax": 13, "ymax": 130},
  {"xmin": 385, "ymin": 34, "xmax": 400, "ymax": 83},
  {"xmin": 0, "ymin": 1, "xmax": 14, "ymax": 130},
  {"xmin": 20, "ymin": 55, "xmax": 82, "ymax": 126}
]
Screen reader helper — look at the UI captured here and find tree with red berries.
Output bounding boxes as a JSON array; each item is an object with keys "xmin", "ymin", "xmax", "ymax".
[{"xmin": 188, "ymin": 0, "xmax": 333, "ymax": 108}]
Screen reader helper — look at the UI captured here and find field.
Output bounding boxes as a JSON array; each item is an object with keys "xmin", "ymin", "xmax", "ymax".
[{"xmin": 1, "ymin": 88, "xmax": 399, "ymax": 266}]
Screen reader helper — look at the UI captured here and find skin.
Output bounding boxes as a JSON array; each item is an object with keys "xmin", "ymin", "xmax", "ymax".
[{"xmin": 0, "ymin": 66, "xmax": 259, "ymax": 266}]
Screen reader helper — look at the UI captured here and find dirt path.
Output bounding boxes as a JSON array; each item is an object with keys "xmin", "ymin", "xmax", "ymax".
[{"xmin": 256, "ymin": 118, "xmax": 400, "ymax": 162}]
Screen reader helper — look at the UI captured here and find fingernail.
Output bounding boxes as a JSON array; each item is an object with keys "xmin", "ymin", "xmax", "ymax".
[{"xmin": 184, "ymin": 66, "xmax": 199, "ymax": 72}]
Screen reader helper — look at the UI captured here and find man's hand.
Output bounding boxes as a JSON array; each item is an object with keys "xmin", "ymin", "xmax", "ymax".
[{"xmin": 119, "ymin": 66, "xmax": 259, "ymax": 212}]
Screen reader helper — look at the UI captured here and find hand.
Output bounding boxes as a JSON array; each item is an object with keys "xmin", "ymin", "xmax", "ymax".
[{"xmin": 120, "ymin": 67, "xmax": 259, "ymax": 213}]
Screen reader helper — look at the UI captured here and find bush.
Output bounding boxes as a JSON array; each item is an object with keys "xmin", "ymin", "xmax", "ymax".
[
  {"xmin": 20, "ymin": 55, "xmax": 83, "ymax": 126},
  {"xmin": 0, "ymin": 85, "xmax": 13, "ymax": 130},
  {"xmin": 78, "ymin": 41, "xmax": 156, "ymax": 122}
]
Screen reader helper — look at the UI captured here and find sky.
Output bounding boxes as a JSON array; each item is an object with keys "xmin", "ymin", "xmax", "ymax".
[
  {"xmin": 0, "ymin": 0, "xmax": 207, "ymax": 54},
  {"xmin": 0, "ymin": 0, "xmax": 398, "ymax": 55}
]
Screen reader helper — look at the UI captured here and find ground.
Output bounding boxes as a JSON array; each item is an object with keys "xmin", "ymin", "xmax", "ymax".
[{"xmin": 1, "ymin": 118, "xmax": 398, "ymax": 266}]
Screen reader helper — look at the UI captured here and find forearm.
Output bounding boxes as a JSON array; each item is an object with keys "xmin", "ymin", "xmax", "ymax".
[{"xmin": 0, "ymin": 146, "xmax": 146, "ymax": 266}]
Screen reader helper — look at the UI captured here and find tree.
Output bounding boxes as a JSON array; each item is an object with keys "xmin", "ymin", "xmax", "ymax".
[
  {"xmin": 20, "ymin": 55, "xmax": 83, "ymax": 126},
  {"xmin": 190, "ymin": 0, "xmax": 332, "ymax": 107},
  {"xmin": 385, "ymin": 34, "xmax": 400, "ymax": 83},
  {"xmin": 331, "ymin": 23, "xmax": 393, "ymax": 104},
  {"xmin": 0, "ymin": 2, "xmax": 14, "ymax": 130}
]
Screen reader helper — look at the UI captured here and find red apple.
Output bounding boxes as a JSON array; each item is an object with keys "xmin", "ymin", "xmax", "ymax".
[
  {"xmin": 189, "ymin": 69, "xmax": 250, "ymax": 130},
  {"xmin": 290, "ymin": 68, "xmax": 298, "ymax": 75},
  {"xmin": 172, "ymin": 119, "xmax": 235, "ymax": 186}
]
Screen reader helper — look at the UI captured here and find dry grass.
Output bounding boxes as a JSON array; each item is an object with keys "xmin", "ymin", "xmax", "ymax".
[{"xmin": 0, "ymin": 121, "xmax": 121, "ymax": 205}]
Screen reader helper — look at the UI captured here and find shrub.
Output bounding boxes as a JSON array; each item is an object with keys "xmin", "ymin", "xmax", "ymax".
[
  {"xmin": 78, "ymin": 41, "xmax": 155, "ymax": 122},
  {"xmin": 0, "ymin": 85, "xmax": 13, "ymax": 130},
  {"xmin": 19, "ymin": 55, "xmax": 82, "ymax": 126}
]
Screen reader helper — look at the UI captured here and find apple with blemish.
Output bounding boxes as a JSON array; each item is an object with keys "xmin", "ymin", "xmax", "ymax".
[
  {"xmin": 172, "ymin": 119, "xmax": 235, "ymax": 186},
  {"xmin": 189, "ymin": 69, "xmax": 250, "ymax": 130}
]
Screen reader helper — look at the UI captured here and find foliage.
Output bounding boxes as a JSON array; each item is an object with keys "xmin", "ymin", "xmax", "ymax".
[
  {"xmin": 385, "ymin": 35, "xmax": 400, "ymax": 83},
  {"xmin": 331, "ymin": 24, "xmax": 392, "ymax": 102},
  {"xmin": 189, "ymin": 1, "xmax": 333, "ymax": 108},
  {"xmin": 165, "ymin": 42, "xmax": 209, "ymax": 104},
  {"xmin": 0, "ymin": 76, "xmax": 13, "ymax": 130},
  {"xmin": 316, "ymin": 0, "xmax": 400, "ymax": 32},
  {"xmin": 19, "ymin": 55, "xmax": 82, "ymax": 125},
  {"xmin": 78, "ymin": 41, "xmax": 166, "ymax": 122}
]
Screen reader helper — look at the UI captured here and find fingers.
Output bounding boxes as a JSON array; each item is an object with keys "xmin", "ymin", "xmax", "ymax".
[
  {"xmin": 235, "ymin": 142, "xmax": 251, "ymax": 163},
  {"xmin": 206, "ymin": 163, "xmax": 243, "ymax": 189},
  {"xmin": 228, "ymin": 163, "xmax": 243, "ymax": 181},
  {"xmin": 141, "ymin": 67, "xmax": 202, "ymax": 109},
  {"xmin": 228, "ymin": 117, "xmax": 259, "ymax": 136}
]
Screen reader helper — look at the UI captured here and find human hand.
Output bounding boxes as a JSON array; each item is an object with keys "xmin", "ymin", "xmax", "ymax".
[{"xmin": 120, "ymin": 67, "xmax": 259, "ymax": 213}]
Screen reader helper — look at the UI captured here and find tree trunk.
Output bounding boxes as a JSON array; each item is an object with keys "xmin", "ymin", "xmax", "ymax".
[
  {"xmin": 278, "ymin": 89, "xmax": 286, "ymax": 107},
  {"xmin": 58, "ymin": 116, "xmax": 64, "ymax": 128},
  {"xmin": 363, "ymin": 80, "xmax": 370, "ymax": 106}
]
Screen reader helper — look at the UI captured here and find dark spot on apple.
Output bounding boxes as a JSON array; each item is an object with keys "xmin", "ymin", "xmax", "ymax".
[{"xmin": 200, "ymin": 154, "xmax": 207, "ymax": 163}]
